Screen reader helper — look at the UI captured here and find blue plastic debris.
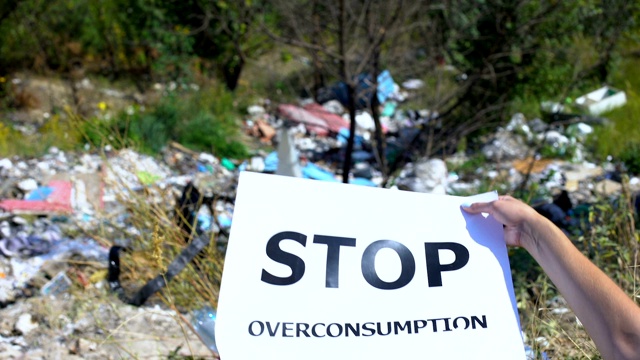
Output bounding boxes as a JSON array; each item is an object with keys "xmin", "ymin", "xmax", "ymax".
[
  {"xmin": 376, "ymin": 70, "xmax": 395, "ymax": 103},
  {"xmin": 264, "ymin": 152, "xmax": 279, "ymax": 173},
  {"xmin": 196, "ymin": 163, "xmax": 208, "ymax": 173},
  {"xmin": 352, "ymin": 150, "xmax": 374, "ymax": 162},
  {"xmin": 349, "ymin": 178, "xmax": 377, "ymax": 187},
  {"xmin": 217, "ymin": 214, "xmax": 233, "ymax": 228},
  {"xmin": 337, "ymin": 128, "xmax": 364, "ymax": 147},
  {"xmin": 192, "ymin": 306, "xmax": 218, "ymax": 353},
  {"xmin": 327, "ymin": 70, "xmax": 396, "ymax": 108},
  {"xmin": 26, "ymin": 187, "xmax": 54, "ymax": 201},
  {"xmin": 197, "ymin": 213, "xmax": 212, "ymax": 231},
  {"xmin": 302, "ymin": 162, "xmax": 338, "ymax": 182}
]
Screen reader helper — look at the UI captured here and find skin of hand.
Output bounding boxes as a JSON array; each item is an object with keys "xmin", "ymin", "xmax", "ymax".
[
  {"xmin": 463, "ymin": 196, "xmax": 640, "ymax": 360},
  {"xmin": 462, "ymin": 195, "xmax": 539, "ymax": 249}
]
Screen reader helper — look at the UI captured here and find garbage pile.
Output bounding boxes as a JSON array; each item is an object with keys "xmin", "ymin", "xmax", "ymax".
[
  {"xmin": 0, "ymin": 71, "xmax": 635, "ymax": 359},
  {"xmin": 0, "ymin": 296, "xmax": 213, "ymax": 358},
  {"xmin": 0, "ymin": 144, "xmax": 239, "ymax": 358},
  {"xmin": 241, "ymin": 87, "xmax": 637, "ymax": 218},
  {"xmin": 0, "ymin": 74, "xmax": 640, "ymax": 306}
]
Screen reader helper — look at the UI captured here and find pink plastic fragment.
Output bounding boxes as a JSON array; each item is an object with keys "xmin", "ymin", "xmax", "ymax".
[
  {"xmin": 277, "ymin": 104, "xmax": 329, "ymax": 136},
  {"xmin": 303, "ymin": 103, "xmax": 350, "ymax": 133},
  {"xmin": 0, "ymin": 180, "xmax": 73, "ymax": 214}
]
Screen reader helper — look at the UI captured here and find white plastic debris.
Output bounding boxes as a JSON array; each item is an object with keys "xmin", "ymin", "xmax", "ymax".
[
  {"xmin": 401, "ymin": 79, "xmax": 425, "ymax": 90},
  {"xmin": 198, "ymin": 153, "xmax": 218, "ymax": 165},
  {"xmin": 15, "ymin": 314, "xmax": 38, "ymax": 335},
  {"xmin": 247, "ymin": 105, "xmax": 266, "ymax": 117},
  {"xmin": 355, "ymin": 112, "xmax": 375, "ymax": 132},
  {"xmin": 0, "ymin": 158, "xmax": 13, "ymax": 171},
  {"xmin": 17, "ymin": 179, "xmax": 38, "ymax": 192}
]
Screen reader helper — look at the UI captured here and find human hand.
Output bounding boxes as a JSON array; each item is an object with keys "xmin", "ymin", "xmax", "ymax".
[{"xmin": 462, "ymin": 195, "xmax": 542, "ymax": 249}]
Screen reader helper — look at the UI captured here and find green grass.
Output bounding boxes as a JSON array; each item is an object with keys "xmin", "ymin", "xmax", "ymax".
[
  {"xmin": 81, "ymin": 84, "xmax": 250, "ymax": 159},
  {"xmin": 0, "ymin": 114, "xmax": 84, "ymax": 157}
]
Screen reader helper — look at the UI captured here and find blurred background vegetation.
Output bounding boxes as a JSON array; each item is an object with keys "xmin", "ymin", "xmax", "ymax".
[
  {"xmin": 1, "ymin": 0, "xmax": 639, "ymax": 162},
  {"xmin": 1, "ymin": 0, "xmax": 640, "ymax": 357}
]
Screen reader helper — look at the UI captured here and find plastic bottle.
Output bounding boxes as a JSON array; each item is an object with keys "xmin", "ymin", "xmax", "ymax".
[{"xmin": 191, "ymin": 306, "xmax": 218, "ymax": 353}]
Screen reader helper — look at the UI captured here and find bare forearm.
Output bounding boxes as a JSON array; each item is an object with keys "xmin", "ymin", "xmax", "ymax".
[{"xmin": 523, "ymin": 215, "xmax": 640, "ymax": 360}]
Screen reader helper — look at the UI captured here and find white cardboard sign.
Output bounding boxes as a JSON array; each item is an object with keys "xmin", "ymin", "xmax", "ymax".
[{"xmin": 217, "ymin": 172, "xmax": 525, "ymax": 359}]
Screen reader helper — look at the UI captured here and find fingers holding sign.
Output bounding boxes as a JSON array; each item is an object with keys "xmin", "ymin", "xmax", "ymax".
[{"xmin": 462, "ymin": 195, "xmax": 542, "ymax": 250}]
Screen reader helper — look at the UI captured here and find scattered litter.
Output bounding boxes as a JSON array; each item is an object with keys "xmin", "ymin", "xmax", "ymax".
[
  {"xmin": 191, "ymin": 306, "xmax": 218, "ymax": 353},
  {"xmin": 0, "ymin": 81, "xmax": 631, "ymax": 359},
  {"xmin": 14, "ymin": 313, "xmax": 38, "ymax": 335},
  {"xmin": 575, "ymin": 86, "xmax": 627, "ymax": 115},
  {"xmin": 40, "ymin": 271, "xmax": 72, "ymax": 296}
]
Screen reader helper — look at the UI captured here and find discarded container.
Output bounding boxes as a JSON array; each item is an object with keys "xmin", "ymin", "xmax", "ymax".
[
  {"xmin": 41, "ymin": 271, "xmax": 72, "ymax": 296},
  {"xmin": 575, "ymin": 86, "xmax": 627, "ymax": 115},
  {"xmin": 276, "ymin": 127, "xmax": 302, "ymax": 178},
  {"xmin": 221, "ymin": 158, "xmax": 236, "ymax": 171},
  {"xmin": 191, "ymin": 306, "xmax": 218, "ymax": 353}
]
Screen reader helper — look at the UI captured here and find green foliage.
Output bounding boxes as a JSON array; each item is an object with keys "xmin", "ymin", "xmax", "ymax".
[
  {"xmin": 84, "ymin": 85, "xmax": 249, "ymax": 158},
  {"xmin": 0, "ymin": 0, "xmax": 265, "ymax": 86},
  {"xmin": 179, "ymin": 112, "xmax": 248, "ymax": 159},
  {"xmin": 120, "ymin": 100, "xmax": 181, "ymax": 153},
  {"xmin": 619, "ymin": 143, "xmax": 640, "ymax": 175},
  {"xmin": 538, "ymin": 142, "xmax": 579, "ymax": 161},
  {"xmin": 0, "ymin": 0, "xmax": 277, "ymax": 91},
  {"xmin": 446, "ymin": 153, "xmax": 486, "ymax": 181},
  {"xmin": 577, "ymin": 179, "xmax": 639, "ymax": 291},
  {"xmin": 427, "ymin": 0, "xmax": 640, "ymax": 156},
  {"xmin": 0, "ymin": 114, "xmax": 83, "ymax": 157}
]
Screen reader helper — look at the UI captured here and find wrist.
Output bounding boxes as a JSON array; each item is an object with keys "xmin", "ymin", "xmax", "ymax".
[{"xmin": 519, "ymin": 210, "xmax": 550, "ymax": 254}]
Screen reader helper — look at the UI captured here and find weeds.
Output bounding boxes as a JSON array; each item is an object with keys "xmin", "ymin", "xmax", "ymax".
[
  {"xmin": 0, "ymin": 113, "xmax": 83, "ymax": 157},
  {"xmin": 102, "ymin": 174, "xmax": 224, "ymax": 311},
  {"xmin": 83, "ymin": 85, "xmax": 249, "ymax": 159},
  {"xmin": 513, "ymin": 176, "xmax": 639, "ymax": 358}
]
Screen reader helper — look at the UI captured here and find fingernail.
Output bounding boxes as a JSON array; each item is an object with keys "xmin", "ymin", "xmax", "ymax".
[{"xmin": 460, "ymin": 202, "xmax": 472, "ymax": 208}]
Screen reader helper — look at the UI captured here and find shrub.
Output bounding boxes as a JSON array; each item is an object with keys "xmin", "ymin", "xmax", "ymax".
[
  {"xmin": 618, "ymin": 143, "xmax": 640, "ymax": 175},
  {"xmin": 86, "ymin": 85, "xmax": 249, "ymax": 158},
  {"xmin": 179, "ymin": 112, "xmax": 248, "ymax": 159}
]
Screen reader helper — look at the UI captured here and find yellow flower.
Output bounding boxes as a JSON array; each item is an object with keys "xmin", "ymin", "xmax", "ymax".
[
  {"xmin": 0, "ymin": 77, "xmax": 5, "ymax": 83},
  {"xmin": 98, "ymin": 101, "xmax": 107, "ymax": 111}
]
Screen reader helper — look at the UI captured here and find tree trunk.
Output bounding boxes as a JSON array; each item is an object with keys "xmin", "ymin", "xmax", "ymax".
[
  {"xmin": 222, "ymin": 57, "xmax": 244, "ymax": 91},
  {"xmin": 338, "ymin": 0, "xmax": 354, "ymax": 184},
  {"xmin": 311, "ymin": 0, "xmax": 325, "ymax": 102},
  {"xmin": 342, "ymin": 82, "xmax": 357, "ymax": 183},
  {"xmin": 370, "ymin": 48, "xmax": 387, "ymax": 177}
]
